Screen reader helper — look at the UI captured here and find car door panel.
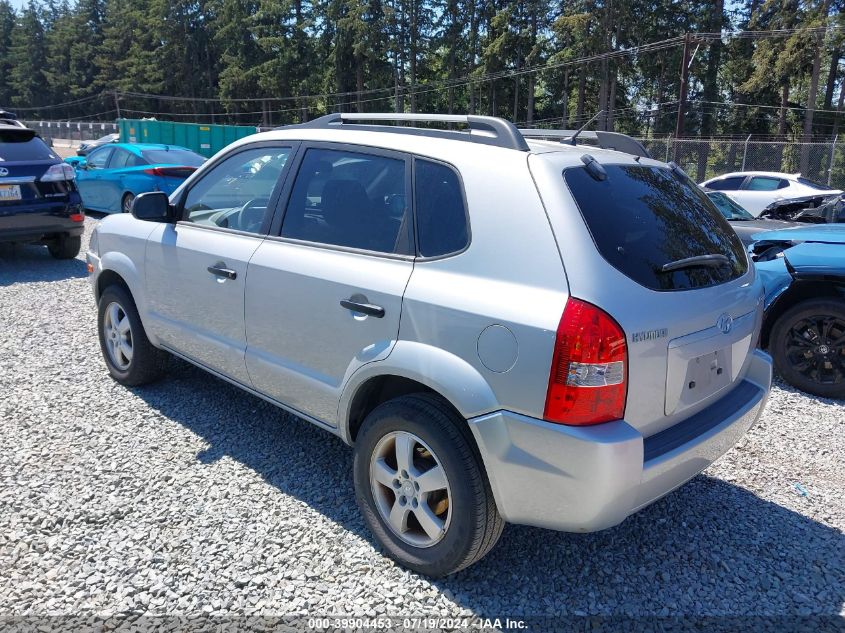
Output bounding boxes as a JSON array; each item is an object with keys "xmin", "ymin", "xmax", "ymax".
[
  {"xmin": 142, "ymin": 143, "xmax": 298, "ymax": 384},
  {"xmin": 144, "ymin": 224, "xmax": 264, "ymax": 384},
  {"xmin": 244, "ymin": 143, "xmax": 414, "ymax": 426},
  {"xmin": 76, "ymin": 146, "xmax": 113, "ymax": 210},
  {"xmin": 245, "ymin": 241, "xmax": 413, "ymax": 424}
]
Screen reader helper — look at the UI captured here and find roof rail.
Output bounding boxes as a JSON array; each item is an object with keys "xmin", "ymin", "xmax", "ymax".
[
  {"xmin": 518, "ymin": 128, "xmax": 651, "ymax": 159},
  {"xmin": 286, "ymin": 113, "xmax": 530, "ymax": 151}
]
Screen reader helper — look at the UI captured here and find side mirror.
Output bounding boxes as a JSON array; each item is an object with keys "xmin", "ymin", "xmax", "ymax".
[
  {"xmin": 65, "ymin": 157, "xmax": 85, "ymax": 169},
  {"xmin": 132, "ymin": 191, "xmax": 175, "ymax": 222}
]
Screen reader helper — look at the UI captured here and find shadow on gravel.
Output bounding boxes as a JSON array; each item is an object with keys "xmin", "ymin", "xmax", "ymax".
[
  {"xmin": 0, "ymin": 242, "xmax": 87, "ymax": 285},
  {"xmin": 134, "ymin": 360, "xmax": 845, "ymax": 617}
]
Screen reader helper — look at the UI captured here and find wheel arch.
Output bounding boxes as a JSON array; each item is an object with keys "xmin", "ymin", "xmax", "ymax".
[
  {"xmin": 338, "ymin": 341, "xmax": 499, "ymax": 445},
  {"xmin": 95, "ymin": 252, "xmax": 156, "ymax": 343},
  {"xmin": 762, "ymin": 277, "xmax": 845, "ymax": 349}
]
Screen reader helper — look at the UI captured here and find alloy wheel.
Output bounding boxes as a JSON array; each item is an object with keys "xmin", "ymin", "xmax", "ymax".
[
  {"xmin": 369, "ymin": 431, "xmax": 452, "ymax": 548},
  {"xmin": 103, "ymin": 301, "xmax": 134, "ymax": 371},
  {"xmin": 784, "ymin": 314, "xmax": 845, "ymax": 386}
]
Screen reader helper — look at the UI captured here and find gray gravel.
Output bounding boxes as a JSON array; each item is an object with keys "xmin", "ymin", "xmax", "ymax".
[{"xmin": 0, "ymin": 217, "xmax": 843, "ymax": 619}]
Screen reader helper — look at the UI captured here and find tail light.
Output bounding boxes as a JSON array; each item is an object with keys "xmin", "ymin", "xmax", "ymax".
[
  {"xmin": 143, "ymin": 166, "xmax": 196, "ymax": 178},
  {"xmin": 70, "ymin": 211, "xmax": 84, "ymax": 222},
  {"xmin": 41, "ymin": 163, "xmax": 76, "ymax": 182},
  {"xmin": 544, "ymin": 297, "xmax": 627, "ymax": 425}
]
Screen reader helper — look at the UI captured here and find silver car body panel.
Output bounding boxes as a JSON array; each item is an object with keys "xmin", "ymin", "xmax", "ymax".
[{"xmin": 88, "ymin": 124, "xmax": 773, "ymax": 533}]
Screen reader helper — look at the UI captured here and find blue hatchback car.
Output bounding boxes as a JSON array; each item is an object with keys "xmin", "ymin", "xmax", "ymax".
[
  {"xmin": 752, "ymin": 225, "xmax": 845, "ymax": 399},
  {"xmin": 66, "ymin": 143, "xmax": 205, "ymax": 214}
]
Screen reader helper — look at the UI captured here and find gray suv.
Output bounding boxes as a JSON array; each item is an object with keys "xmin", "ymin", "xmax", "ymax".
[{"xmin": 87, "ymin": 114, "xmax": 772, "ymax": 576}]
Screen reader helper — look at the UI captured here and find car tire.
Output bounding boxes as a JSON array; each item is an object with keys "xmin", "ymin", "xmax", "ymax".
[
  {"xmin": 353, "ymin": 393, "xmax": 504, "ymax": 577},
  {"xmin": 97, "ymin": 284, "xmax": 167, "ymax": 386},
  {"xmin": 122, "ymin": 193, "xmax": 135, "ymax": 214},
  {"xmin": 47, "ymin": 235, "xmax": 81, "ymax": 259},
  {"xmin": 770, "ymin": 297, "xmax": 845, "ymax": 399}
]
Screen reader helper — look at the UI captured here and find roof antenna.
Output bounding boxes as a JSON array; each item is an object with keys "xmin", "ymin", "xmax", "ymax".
[{"xmin": 568, "ymin": 110, "xmax": 605, "ymax": 146}]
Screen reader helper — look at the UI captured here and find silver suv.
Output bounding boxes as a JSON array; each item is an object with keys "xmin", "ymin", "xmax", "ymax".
[{"xmin": 87, "ymin": 114, "xmax": 773, "ymax": 576}]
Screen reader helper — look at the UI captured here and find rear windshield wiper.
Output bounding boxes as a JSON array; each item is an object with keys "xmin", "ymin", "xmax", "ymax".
[{"xmin": 661, "ymin": 254, "xmax": 731, "ymax": 273}]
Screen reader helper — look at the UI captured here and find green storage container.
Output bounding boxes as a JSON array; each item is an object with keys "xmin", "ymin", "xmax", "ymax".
[{"xmin": 118, "ymin": 119, "xmax": 259, "ymax": 158}]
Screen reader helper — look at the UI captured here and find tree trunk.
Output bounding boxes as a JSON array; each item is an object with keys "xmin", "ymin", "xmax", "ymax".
[
  {"xmin": 831, "ymin": 74, "xmax": 845, "ymax": 139},
  {"xmin": 356, "ymin": 53, "xmax": 364, "ymax": 113},
  {"xmin": 800, "ymin": 25, "xmax": 825, "ymax": 174},
  {"xmin": 697, "ymin": 0, "xmax": 723, "ymax": 182},
  {"xmin": 468, "ymin": 0, "xmax": 479, "ymax": 115},
  {"xmin": 776, "ymin": 80, "xmax": 789, "ymax": 169},
  {"xmin": 823, "ymin": 46, "xmax": 841, "ymax": 110},
  {"xmin": 576, "ymin": 63, "xmax": 586, "ymax": 126},
  {"xmin": 409, "ymin": 0, "xmax": 418, "ymax": 113},
  {"xmin": 527, "ymin": 73, "xmax": 534, "ymax": 125},
  {"xmin": 607, "ymin": 70, "xmax": 617, "ymax": 132},
  {"xmin": 561, "ymin": 68, "xmax": 569, "ymax": 128}
]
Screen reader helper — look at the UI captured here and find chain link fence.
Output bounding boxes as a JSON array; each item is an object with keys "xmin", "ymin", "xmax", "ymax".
[
  {"xmin": 16, "ymin": 120, "xmax": 845, "ymax": 190},
  {"xmin": 22, "ymin": 120, "xmax": 119, "ymax": 144},
  {"xmin": 640, "ymin": 137, "xmax": 844, "ymax": 189}
]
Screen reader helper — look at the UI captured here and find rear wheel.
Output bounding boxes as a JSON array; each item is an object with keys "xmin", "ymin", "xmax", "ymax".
[
  {"xmin": 770, "ymin": 298, "xmax": 845, "ymax": 399},
  {"xmin": 47, "ymin": 235, "xmax": 81, "ymax": 259},
  {"xmin": 353, "ymin": 393, "xmax": 503, "ymax": 576},
  {"xmin": 121, "ymin": 192, "xmax": 135, "ymax": 214},
  {"xmin": 97, "ymin": 285, "xmax": 166, "ymax": 385}
]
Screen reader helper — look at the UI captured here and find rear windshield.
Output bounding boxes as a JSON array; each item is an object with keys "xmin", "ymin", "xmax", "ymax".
[
  {"xmin": 796, "ymin": 177, "xmax": 834, "ymax": 191},
  {"xmin": 0, "ymin": 133, "xmax": 58, "ymax": 162},
  {"xmin": 564, "ymin": 164, "xmax": 748, "ymax": 291},
  {"xmin": 141, "ymin": 149, "xmax": 205, "ymax": 166}
]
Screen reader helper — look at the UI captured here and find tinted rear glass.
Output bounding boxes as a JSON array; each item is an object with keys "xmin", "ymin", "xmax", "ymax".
[
  {"xmin": 564, "ymin": 165, "xmax": 748, "ymax": 291},
  {"xmin": 705, "ymin": 176, "xmax": 744, "ymax": 191},
  {"xmin": 141, "ymin": 149, "xmax": 205, "ymax": 166},
  {"xmin": 415, "ymin": 159, "xmax": 469, "ymax": 257},
  {"xmin": 0, "ymin": 134, "xmax": 58, "ymax": 162},
  {"xmin": 797, "ymin": 177, "xmax": 833, "ymax": 191}
]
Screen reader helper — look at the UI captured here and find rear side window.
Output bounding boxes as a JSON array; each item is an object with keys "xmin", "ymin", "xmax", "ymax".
[
  {"xmin": 0, "ymin": 134, "xmax": 58, "ymax": 161},
  {"xmin": 141, "ymin": 149, "xmax": 205, "ymax": 166},
  {"xmin": 564, "ymin": 165, "xmax": 748, "ymax": 291},
  {"xmin": 797, "ymin": 177, "xmax": 833, "ymax": 190},
  {"xmin": 746, "ymin": 176, "xmax": 787, "ymax": 191},
  {"xmin": 705, "ymin": 176, "xmax": 744, "ymax": 191},
  {"xmin": 414, "ymin": 159, "xmax": 468, "ymax": 257},
  {"xmin": 281, "ymin": 148, "xmax": 409, "ymax": 255},
  {"xmin": 87, "ymin": 147, "xmax": 113, "ymax": 169}
]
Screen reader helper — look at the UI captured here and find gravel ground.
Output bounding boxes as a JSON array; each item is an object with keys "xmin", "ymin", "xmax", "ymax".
[{"xmin": 0, "ymin": 217, "xmax": 843, "ymax": 621}]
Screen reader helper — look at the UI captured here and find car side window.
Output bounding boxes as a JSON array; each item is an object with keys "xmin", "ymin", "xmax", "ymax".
[
  {"xmin": 87, "ymin": 147, "xmax": 113, "ymax": 170},
  {"xmin": 108, "ymin": 149, "xmax": 130, "ymax": 169},
  {"xmin": 415, "ymin": 159, "xmax": 468, "ymax": 257},
  {"xmin": 705, "ymin": 176, "xmax": 745, "ymax": 191},
  {"xmin": 181, "ymin": 146, "xmax": 292, "ymax": 234},
  {"xmin": 125, "ymin": 152, "xmax": 146, "ymax": 167},
  {"xmin": 746, "ymin": 176, "xmax": 786, "ymax": 191},
  {"xmin": 281, "ymin": 148, "xmax": 409, "ymax": 254}
]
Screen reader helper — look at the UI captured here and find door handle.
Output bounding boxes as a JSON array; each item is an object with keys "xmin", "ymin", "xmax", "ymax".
[
  {"xmin": 207, "ymin": 265, "xmax": 237, "ymax": 280},
  {"xmin": 340, "ymin": 299, "xmax": 385, "ymax": 318}
]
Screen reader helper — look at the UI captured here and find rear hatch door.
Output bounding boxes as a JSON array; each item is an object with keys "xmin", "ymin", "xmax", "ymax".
[{"xmin": 530, "ymin": 153, "xmax": 764, "ymax": 438}]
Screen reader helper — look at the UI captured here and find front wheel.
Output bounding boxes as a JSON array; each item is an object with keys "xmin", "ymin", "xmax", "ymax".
[
  {"xmin": 97, "ymin": 285, "xmax": 166, "ymax": 386},
  {"xmin": 770, "ymin": 298, "xmax": 845, "ymax": 399},
  {"xmin": 353, "ymin": 393, "xmax": 503, "ymax": 576}
]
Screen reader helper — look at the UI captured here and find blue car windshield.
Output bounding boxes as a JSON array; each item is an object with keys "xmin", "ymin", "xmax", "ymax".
[{"xmin": 141, "ymin": 149, "xmax": 205, "ymax": 166}]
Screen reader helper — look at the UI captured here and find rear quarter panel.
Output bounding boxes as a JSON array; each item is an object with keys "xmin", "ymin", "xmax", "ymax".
[{"xmin": 394, "ymin": 145, "xmax": 568, "ymax": 421}]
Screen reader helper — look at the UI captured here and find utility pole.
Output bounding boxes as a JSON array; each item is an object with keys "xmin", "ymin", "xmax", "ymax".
[
  {"xmin": 674, "ymin": 32, "xmax": 691, "ymax": 140},
  {"xmin": 113, "ymin": 91, "xmax": 122, "ymax": 119}
]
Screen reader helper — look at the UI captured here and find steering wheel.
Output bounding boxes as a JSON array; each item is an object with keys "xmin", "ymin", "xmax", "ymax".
[{"xmin": 232, "ymin": 197, "xmax": 269, "ymax": 233}]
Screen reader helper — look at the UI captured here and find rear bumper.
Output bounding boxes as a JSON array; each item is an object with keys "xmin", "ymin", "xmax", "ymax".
[
  {"xmin": 0, "ymin": 199, "xmax": 84, "ymax": 242},
  {"xmin": 468, "ymin": 349, "xmax": 772, "ymax": 532}
]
